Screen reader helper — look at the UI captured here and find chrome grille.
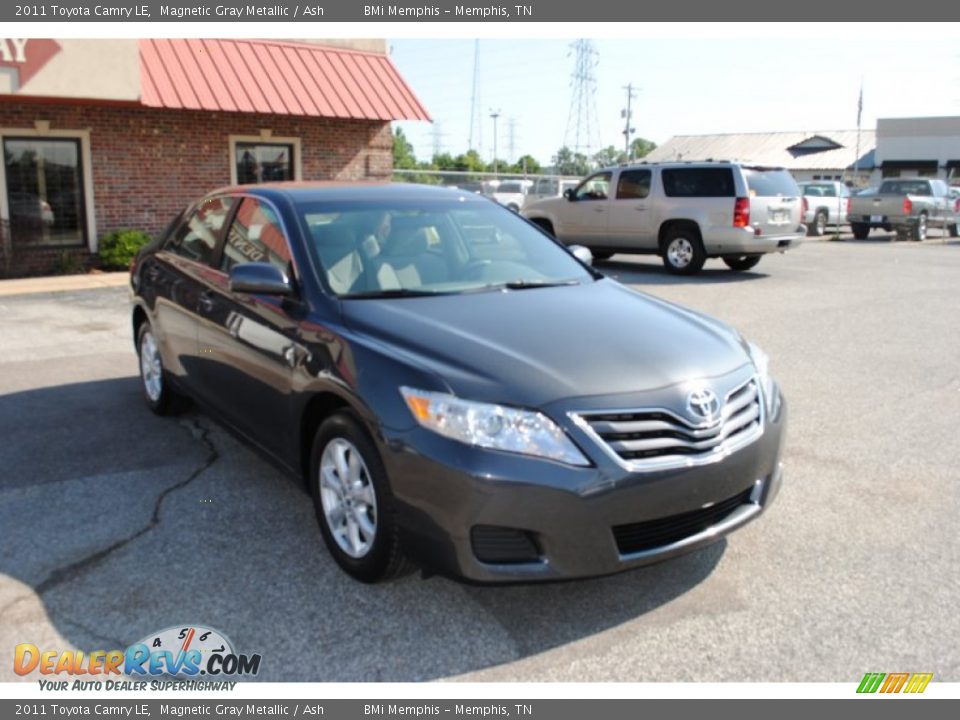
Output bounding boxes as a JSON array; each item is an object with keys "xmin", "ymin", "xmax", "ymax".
[{"xmin": 572, "ymin": 378, "xmax": 763, "ymax": 471}]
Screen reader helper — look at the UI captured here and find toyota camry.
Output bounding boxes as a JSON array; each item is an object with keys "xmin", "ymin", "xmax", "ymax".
[{"xmin": 130, "ymin": 183, "xmax": 786, "ymax": 583}]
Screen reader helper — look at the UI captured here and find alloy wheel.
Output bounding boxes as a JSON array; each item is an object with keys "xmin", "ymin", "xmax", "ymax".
[
  {"xmin": 319, "ymin": 438, "xmax": 378, "ymax": 558},
  {"xmin": 667, "ymin": 237, "xmax": 693, "ymax": 269},
  {"xmin": 139, "ymin": 330, "xmax": 163, "ymax": 402}
]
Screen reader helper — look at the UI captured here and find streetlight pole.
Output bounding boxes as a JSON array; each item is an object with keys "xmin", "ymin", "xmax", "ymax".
[{"xmin": 490, "ymin": 109, "xmax": 501, "ymax": 176}]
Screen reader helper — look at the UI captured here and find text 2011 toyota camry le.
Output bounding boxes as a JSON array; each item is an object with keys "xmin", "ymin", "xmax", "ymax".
[{"xmin": 130, "ymin": 183, "xmax": 785, "ymax": 583}]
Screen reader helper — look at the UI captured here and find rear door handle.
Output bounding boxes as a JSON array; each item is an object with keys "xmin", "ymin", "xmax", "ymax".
[
  {"xmin": 198, "ymin": 292, "xmax": 215, "ymax": 313},
  {"xmin": 145, "ymin": 265, "xmax": 161, "ymax": 282}
]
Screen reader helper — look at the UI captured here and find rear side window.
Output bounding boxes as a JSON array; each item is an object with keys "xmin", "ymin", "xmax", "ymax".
[
  {"xmin": 662, "ymin": 168, "xmax": 735, "ymax": 197},
  {"xmin": 167, "ymin": 196, "xmax": 234, "ymax": 265},
  {"xmin": 616, "ymin": 169, "xmax": 652, "ymax": 199},
  {"xmin": 744, "ymin": 169, "xmax": 800, "ymax": 197}
]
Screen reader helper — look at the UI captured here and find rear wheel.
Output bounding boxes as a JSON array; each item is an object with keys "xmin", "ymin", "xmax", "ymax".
[
  {"xmin": 911, "ymin": 213, "xmax": 928, "ymax": 241},
  {"xmin": 723, "ymin": 255, "xmax": 762, "ymax": 271},
  {"xmin": 136, "ymin": 322, "xmax": 185, "ymax": 416},
  {"xmin": 661, "ymin": 227, "xmax": 706, "ymax": 275},
  {"xmin": 851, "ymin": 223, "xmax": 869, "ymax": 240},
  {"xmin": 531, "ymin": 218, "xmax": 555, "ymax": 237},
  {"xmin": 808, "ymin": 211, "xmax": 827, "ymax": 237},
  {"xmin": 310, "ymin": 411, "xmax": 410, "ymax": 583}
]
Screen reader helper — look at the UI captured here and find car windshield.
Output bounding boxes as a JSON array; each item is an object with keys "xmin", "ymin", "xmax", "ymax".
[
  {"xmin": 744, "ymin": 168, "xmax": 800, "ymax": 197},
  {"xmin": 296, "ymin": 198, "xmax": 593, "ymax": 298}
]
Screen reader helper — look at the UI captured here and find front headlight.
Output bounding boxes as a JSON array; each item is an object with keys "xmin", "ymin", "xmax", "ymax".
[
  {"xmin": 747, "ymin": 342, "xmax": 781, "ymax": 419},
  {"xmin": 400, "ymin": 387, "xmax": 590, "ymax": 466}
]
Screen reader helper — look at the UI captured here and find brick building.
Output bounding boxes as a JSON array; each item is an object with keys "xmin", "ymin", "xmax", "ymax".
[{"xmin": 0, "ymin": 38, "xmax": 429, "ymax": 276}]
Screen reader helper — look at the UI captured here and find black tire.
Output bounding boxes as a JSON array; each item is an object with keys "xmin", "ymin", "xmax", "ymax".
[
  {"xmin": 531, "ymin": 218, "xmax": 555, "ymax": 237},
  {"xmin": 723, "ymin": 255, "xmax": 762, "ymax": 271},
  {"xmin": 592, "ymin": 251, "xmax": 614, "ymax": 261},
  {"xmin": 136, "ymin": 321, "xmax": 185, "ymax": 416},
  {"xmin": 911, "ymin": 213, "xmax": 928, "ymax": 242},
  {"xmin": 309, "ymin": 411, "xmax": 411, "ymax": 583},
  {"xmin": 808, "ymin": 211, "xmax": 827, "ymax": 237},
  {"xmin": 661, "ymin": 226, "xmax": 706, "ymax": 275},
  {"xmin": 507, "ymin": 203, "xmax": 520, "ymax": 213},
  {"xmin": 851, "ymin": 223, "xmax": 869, "ymax": 240}
]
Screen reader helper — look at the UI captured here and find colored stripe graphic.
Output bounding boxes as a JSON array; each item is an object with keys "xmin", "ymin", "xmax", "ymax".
[
  {"xmin": 904, "ymin": 673, "xmax": 934, "ymax": 694},
  {"xmin": 857, "ymin": 673, "xmax": 885, "ymax": 693},
  {"xmin": 857, "ymin": 672, "xmax": 933, "ymax": 694}
]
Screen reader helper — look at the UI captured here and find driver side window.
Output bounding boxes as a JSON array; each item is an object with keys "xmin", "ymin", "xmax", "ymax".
[{"xmin": 575, "ymin": 172, "xmax": 612, "ymax": 201}]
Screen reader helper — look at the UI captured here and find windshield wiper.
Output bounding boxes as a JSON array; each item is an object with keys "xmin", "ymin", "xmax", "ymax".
[
  {"xmin": 490, "ymin": 279, "xmax": 582, "ymax": 291},
  {"xmin": 344, "ymin": 288, "xmax": 445, "ymax": 299}
]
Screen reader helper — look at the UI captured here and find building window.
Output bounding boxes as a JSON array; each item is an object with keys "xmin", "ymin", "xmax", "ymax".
[
  {"xmin": 234, "ymin": 142, "xmax": 295, "ymax": 185},
  {"xmin": 3, "ymin": 137, "xmax": 86, "ymax": 247},
  {"xmin": 882, "ymin": 168, "xmax": 901, "ymax": 179}
]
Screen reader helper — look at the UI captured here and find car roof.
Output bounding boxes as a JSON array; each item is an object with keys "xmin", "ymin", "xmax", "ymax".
[
  {"xmin": 595, "ymin": 161, "xmax": 787, "ymax": 173},
  {"xmin": 205, "ymin": 181, "xmax": 489, "ymax": 205}
]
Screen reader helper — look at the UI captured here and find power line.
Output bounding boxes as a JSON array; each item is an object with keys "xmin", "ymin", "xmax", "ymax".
[{"xmin": 564, "ymin": 39, "xmax": 600, "ymax": 156}]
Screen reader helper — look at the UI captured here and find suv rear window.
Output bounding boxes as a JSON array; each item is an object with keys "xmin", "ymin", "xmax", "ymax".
[
  {"xmin": 745, "ymin": 168, "xmax": 799, "ymax": 197},
  {"xmin": 662, "ymin": 168, "xmax": 735, "ymax": 197}
]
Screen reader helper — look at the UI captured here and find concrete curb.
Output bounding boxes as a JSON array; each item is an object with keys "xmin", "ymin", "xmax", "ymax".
[{"xmin": 0, "ymin": 272, "xmax": 130, "ymax": 297}]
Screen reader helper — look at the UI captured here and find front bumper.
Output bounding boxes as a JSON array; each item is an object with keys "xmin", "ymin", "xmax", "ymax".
[
  {"xmin": 702, "ymin": 226, "xmax": 805, "ymax": 255},
  {"xmin": 379, "ymin": 393, "xmax": 786, "ymax": 583}
]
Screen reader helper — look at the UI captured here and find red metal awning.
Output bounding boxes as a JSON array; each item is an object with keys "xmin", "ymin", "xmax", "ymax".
[{"xmin": 139, "ymin": 39, "xmax": 430, "ymax": 122}]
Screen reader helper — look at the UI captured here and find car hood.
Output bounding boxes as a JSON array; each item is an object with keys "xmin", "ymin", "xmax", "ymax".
[{"xmin": 342, "ymin": 279, "xmax": 750, "ymax": 408}]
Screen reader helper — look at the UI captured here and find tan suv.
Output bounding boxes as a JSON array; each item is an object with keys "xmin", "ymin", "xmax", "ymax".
[{"xmin": 522, "ymin": 161, "xmax": 806, "ymax": 274}]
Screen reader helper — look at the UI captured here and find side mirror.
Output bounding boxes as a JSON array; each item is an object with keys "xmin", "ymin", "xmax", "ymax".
[
  {"xmin": 563, "ymin": 188, "xmax": 576, "ymax": 201},
  {"xmin": 569, "ymin": 245, "xmax": 593, "ymax": 266},
  {"xmin": 229, "ymin": 262, "xmax": 293, "ymax": 296}
]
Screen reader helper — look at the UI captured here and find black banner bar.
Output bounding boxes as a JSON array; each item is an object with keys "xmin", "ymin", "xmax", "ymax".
[{"xmin": 3, "ymin": 1, "xmax": 957, "ymax": 22}]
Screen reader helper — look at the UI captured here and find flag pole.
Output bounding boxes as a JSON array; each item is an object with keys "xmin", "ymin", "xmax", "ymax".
[{"xmin": 853, "ymin": 78, "xmax": 863, "ymax": 187}]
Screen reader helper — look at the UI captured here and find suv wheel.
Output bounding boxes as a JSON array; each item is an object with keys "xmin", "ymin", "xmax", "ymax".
[
  {"xmin": 310, "ymin": 411, "xmax": 411, "ymax": 583},
  {"xmin": 723, "ymin": 255, "xmax": 762, "ymax": 271},
  {"xmin": 661, "ymin": 228, "xmax": 706, "ymax": 275}
]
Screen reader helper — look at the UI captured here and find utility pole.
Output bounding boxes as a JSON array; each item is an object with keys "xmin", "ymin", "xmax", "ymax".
[
  {"xmin": 468, "ymin": 40, "xmax": 482, "ymax": 156},
  {"xmin": 507, "ymin": 117, "xmax": 517, "ymax": 164},
  {"xmin": 490, "ymin": 109, "xmax": 501, "ymax": 176},
  {"xmin": 622, "ymin": 83, "xmax": 638, "ymax": 158}
]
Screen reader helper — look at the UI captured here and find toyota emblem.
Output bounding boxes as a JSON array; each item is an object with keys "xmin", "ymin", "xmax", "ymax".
[{"xmin": 687, "ymin": 387, "xmax": 721, "ymax": 421}]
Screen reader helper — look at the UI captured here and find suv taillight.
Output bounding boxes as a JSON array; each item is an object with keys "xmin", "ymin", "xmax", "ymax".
[
  {"xmin": 903, "ymin": 197, "xmax": 913, "ymax": 215},
  {"xmin": 733, "ymin": 197, "xmax": 750, "ymax": 228}
]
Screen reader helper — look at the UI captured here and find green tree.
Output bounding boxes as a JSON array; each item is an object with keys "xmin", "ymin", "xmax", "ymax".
[
  {"xmin": 392, "ymin": 128, "xmax": 418, "ymax": 170},
  {"xmin": 593, "ymin": 145, "xmax": 626, "ymax": 168},
  {"xmin": 629, "ymin": 137, "xmax": 657, "ymax": 160},
  {"xmin": 452, "ymin": 149, "xmax": 486, "ymax": 172},
  {"xmin": 553, "ymin": 147, "xmax": 592, "ymax": 176},
  {"xmin": 512, "ymin": 154, "xmax": 541, "ymax": 175}
]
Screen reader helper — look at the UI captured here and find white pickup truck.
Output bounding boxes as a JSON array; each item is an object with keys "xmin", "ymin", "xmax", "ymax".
[
  {"xmin": 799, "ymin": 181, "xmax": 851, "ymax": 236},
  {"xmin": 848, "ymin": 178, "xmax": 959, "ymax": 241}
]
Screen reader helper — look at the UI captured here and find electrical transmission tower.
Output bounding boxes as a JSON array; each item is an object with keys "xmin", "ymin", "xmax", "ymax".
[
  {"xmin": 622, "ymin": 83, "xmax": 638, "ymax": 158},
  {"xmin": 564, "ymin": 39, "xmax": 600, "ymax": 156},
  {"xmin": 507, "ymin": 118, "xmax": 517, "ymax": 163},
  {"xmin": 468, "ymin": 40, "xmax": 483, "ymax": 156},
  {"xmin": 431, "ymin": 122, "xmax": 445, "ymax": 157}
]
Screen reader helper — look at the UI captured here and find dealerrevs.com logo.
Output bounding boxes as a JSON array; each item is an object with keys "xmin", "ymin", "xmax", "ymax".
[{"xmin": 15, "ymin": 625, "xmax": 261, "ymax": 690}]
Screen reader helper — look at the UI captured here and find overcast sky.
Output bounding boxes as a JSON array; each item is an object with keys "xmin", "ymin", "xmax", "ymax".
[{"xmin": 388, "ymin": 37, "xmax": 960, "ymax": 166}]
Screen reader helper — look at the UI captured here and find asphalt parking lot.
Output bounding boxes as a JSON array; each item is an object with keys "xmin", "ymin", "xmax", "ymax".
[{"xmin": 1, "ymin": 231, "xmax": 958, "ymax": 683}]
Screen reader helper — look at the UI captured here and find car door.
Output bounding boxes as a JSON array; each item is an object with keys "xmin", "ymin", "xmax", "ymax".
[
  {"xmin": 194, "ymin": 196, "xmax": 305, "ymax": 459},
  {"xmin": 553, "ymin": 171, "xmax": 612, "ymax": 244},
  {"xmin": 607, "ymin": 168, "xmax": 654, "ymax": 249},
  {"xmin": 148, "ymin": 197, "xmax": 234, "ymax": 393}
]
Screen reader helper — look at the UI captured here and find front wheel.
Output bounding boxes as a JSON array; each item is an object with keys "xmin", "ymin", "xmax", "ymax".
[
  {"xmin": 723, "ymin": 255, "xmax": 762, "ymax": 271},
  {"xmin": 310, "ymin": 412, "xmax": 410, "ymax": 583},
  {"xmin": 661, "ymin": 229, "xmax": 706, "ymax": 275}
]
